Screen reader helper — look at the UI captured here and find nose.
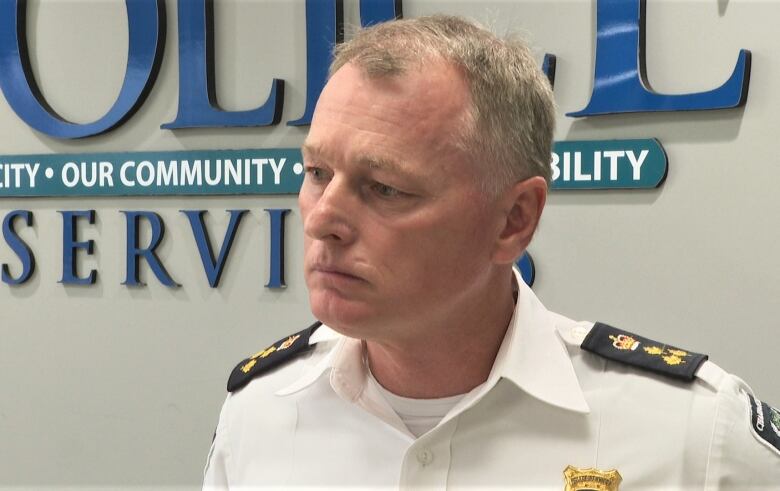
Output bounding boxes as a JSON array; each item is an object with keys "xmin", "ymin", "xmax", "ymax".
[{"xmin": 301, "ymin": 177, "xmax": 357, "ymax": 245}]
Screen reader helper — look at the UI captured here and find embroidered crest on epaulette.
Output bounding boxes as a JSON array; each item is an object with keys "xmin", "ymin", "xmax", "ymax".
[
  {"xmin": 748, "ymin": 394, "xmax": 780, "ymax": 456},
  {"xmin": 580, "ymin": 322, "xmax": 708, "ymax": 381},
  {"xmin": 227, "ymin": 321, "xmax": 322, "ymax": 393}
]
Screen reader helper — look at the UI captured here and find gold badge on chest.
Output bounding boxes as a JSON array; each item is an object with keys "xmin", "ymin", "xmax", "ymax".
[{"xmin": 563, "ymin": 465, "xmax": 622, "ymax": 491}]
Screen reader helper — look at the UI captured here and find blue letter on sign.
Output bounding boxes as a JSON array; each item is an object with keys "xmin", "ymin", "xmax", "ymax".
[
  {"xmin": 60, "ymin": 210, "xmax": 97, "ymax": 285},
  {"xmin": 2, "ymin": 210, "xmax": 35, "ymax": 285},
  {"xmin": 182, "ymin": 209, "xmax": 247, "ymax": 288},
  {"xmin": 162, "ymin": 0, "xmax": 283, "ymax": 129},
  {"xmin": 265, "ymin": 209, "xmax": 290, "ymax": 288},
  {"xmin": 289, "ymin": 0, "xmax": 403, "ymax": 126},
  {"xmin": 122, "ymin": 211, "xmax": 177, "ymax": 287},
  {"xmin": 542, "ymin": 54, "xmax": 556, "ymax": 88},
  {"xmin": 287, "ymin": 0, "xmax": 344, "ymax": 126},
  {"xmin": 568, "ymin": 0, "xmax": 750, "ymax": 117},
  {"xmin": 359, "ymin": 0, "xmax": 402, "ymax": 27},
  {"xmin": 0, "ymin": 0, "xmax": 165, "ymax": 138},
  {"xmin": 515, "ymin": 251, "xmax": 535, "ymax": 288}
]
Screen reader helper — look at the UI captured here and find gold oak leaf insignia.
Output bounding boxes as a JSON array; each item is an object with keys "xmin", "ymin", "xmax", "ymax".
[
  {"xmin": 643, "ymin": 346, "xmax": 664, "ymax": 355},
  {"xmin": 250, "ymin": 346, "xmax": 276, "ymax": 360},
  {"xmin": 240, "ymin": 359, "xmax": 257, "ymax": 373},
  {"xmin": 666, "ymin": 349, "xmax": 689, "ymax": 357},
  {"xmin": 662, "ymin": 355, "xmax": 685, "ymax": 366},
  {"xmin": 258, "ymin": 346, "xmax": 276, "ymax": 359}
]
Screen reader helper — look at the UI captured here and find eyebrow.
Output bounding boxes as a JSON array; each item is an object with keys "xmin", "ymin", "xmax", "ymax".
[
  {"xmin": 301, "ymin": 142, "xmax": 321, "ymax": 159},
  {"xmin": 302, "ymin": 142, "xmax": 417, "ymax": 179},
  {"xmin": 356, "ymin": 154, "xmax": 403, "ymax": 173}
]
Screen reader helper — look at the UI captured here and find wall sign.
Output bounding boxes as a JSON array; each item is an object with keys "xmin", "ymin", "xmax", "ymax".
[
  {"xmin": 551, "ymin": 139, "xmax": 667, "ymax": 190},
  {"xmin": 2, "ymin": 208, "xmax": 290, "ymax": 288},
  {"xmin": 0, "ymin": 149, "xmax": 303, "ymax": 197},
  {"xmin": 0, "ymin": 0, "xmax": 750, "ymax": 138},
  {"xmin": 0, "ymin": 139, "xmax": 667, "ymax": 197}
]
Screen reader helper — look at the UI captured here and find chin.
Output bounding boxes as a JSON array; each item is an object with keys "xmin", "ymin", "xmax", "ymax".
[{"xmin": 309, "ymin": 289, "xmax": 379, "ymax": 339}]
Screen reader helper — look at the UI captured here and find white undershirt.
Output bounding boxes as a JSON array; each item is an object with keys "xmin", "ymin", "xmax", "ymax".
[
  {"xmin": 359, "ymin": 277, "xmax": 516, "ymax": 438},
  {"xmin": 366, "ymin": 369, "xmax": 466, "ymax": 438}
]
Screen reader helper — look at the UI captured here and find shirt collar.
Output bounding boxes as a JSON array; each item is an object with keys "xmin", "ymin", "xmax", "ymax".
[
  {"xmin": 492, "ymin": 268, "xmax": 590, "ymax": 414},
  {"xmin": 274, "ymin": 327, "xmax": 359, "ymax": 397},
  {"xmin": 276, "ymin": 269, "xmax": 590, "ymax": 414}
]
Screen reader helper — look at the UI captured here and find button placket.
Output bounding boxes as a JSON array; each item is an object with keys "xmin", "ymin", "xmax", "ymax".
[
  {"xmin": 400, "ymin": 419, "xmax": 458, "ymax": 490},
  {"xmin": 416, "ymin": 448, "xmax": 434, "ymax": 466}
]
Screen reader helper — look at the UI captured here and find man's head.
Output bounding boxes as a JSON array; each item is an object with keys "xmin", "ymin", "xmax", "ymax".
[
  {"xmin": 332, "ymin": 14, "xmax": 555, "ymax": 195},
  {"xmin": 299, "ymin": 15, "xmax": 555, "ymax": 341}
]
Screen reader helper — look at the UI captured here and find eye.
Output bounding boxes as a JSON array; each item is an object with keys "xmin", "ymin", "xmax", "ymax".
[
  {"xmin": 372, "ymin": 182, "xmax": 402, "ymax": 198},
  {"xmin": 304, "ymin": 165, "xmax": 329, "ymax": 183}
]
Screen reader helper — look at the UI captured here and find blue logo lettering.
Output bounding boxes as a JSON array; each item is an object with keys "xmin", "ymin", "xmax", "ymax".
[
  {"xmin": 122, "ymin": 211, "xmax": 178, "ymax": 287},
  {"xmin": 569, "ymin": 0, "xmax": 750, "ymax": 116},
  {"xmin": 2, "ymin": 210, "xmax": 35, "ymax": 285},
  {"xmin": 183, "ymin": 209, "xmax": 248, "ymax": 288},
  {"xmin": 0, "ymin": 0, "xmax": 165, "ymax": 138},
  {"xmin": 59, "ymin": 210, "xmax": 97, "ymax": 285}
]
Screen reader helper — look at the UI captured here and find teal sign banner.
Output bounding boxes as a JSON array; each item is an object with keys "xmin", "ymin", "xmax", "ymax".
[
  {"xmin": 0, "ymin": 141, "xmax": 667, "ymax": 197},
  {"xmin": 0, "ymin": 149, "xmax": 304, "ymax": 197},
  {"xmin": 551, "ymin": 139, "xmax": 667, "ymax": 190}
]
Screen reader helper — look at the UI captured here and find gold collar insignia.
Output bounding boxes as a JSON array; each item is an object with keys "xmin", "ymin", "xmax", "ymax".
[{"xmin": 563, "ymin": 465, "xmax": 622, "ymax": 491}]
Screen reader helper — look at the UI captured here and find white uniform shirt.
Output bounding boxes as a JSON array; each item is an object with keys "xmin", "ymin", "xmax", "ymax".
[{"xmin": 204, "ymin": 272, "xmax": 780, "ymax": 489}]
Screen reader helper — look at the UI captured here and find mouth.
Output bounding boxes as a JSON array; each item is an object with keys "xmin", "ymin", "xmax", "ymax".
[{"xmin": 310, "ymin": 264, "xmax": 366, "ymax": 283}]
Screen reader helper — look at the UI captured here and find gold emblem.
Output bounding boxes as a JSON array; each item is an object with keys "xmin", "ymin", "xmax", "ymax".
[
  {"xmin": 251, "ymin": 346, "xmax": 276, "ymax": 360},
  {"xmin": 563, "ymin": 465, "xmax": 622, "ymax": 491},
  {"xmin": 240, "ymin": 343, "xmax": 281, "ymax": 374},
  {"xmin": 277, "ymin": 334, "xmax": 301, "ymax": 351},
  {"xmin": 662, "ymin": 354, "xmax": 684, "ymax": 366},
  {"xmin": 239, "ymin": 335, "xmax": 301, "ymax": 375},
  {"xmin": 240, "ymin": 359, "xmax": 257, "ymax": 373},
  {"xmin": 609, "ymin": 334, "xmax": 639, "ymax": 351},
  {"xmin": 644, "ymin": 345, "xmax": 690, "ymax": 366}
]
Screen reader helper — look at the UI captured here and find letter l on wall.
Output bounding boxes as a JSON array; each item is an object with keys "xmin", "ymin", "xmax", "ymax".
[
  {"xmin": 568, "ymin": 0, "xmax": 750, "ymax": 116},
  {"xmin": 162, "ymin": 0, "xmax": 283, "ymax": 128}
]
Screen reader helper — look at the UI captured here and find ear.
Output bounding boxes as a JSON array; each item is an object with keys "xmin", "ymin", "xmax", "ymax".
[{"xmin": 491, "ymin": 176, "xmax": 547, "ymax": 264}]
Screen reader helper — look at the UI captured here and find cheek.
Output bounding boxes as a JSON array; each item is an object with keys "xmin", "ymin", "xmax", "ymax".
[{"xmin": 382, "ymin": 209, "xmax": 495, "ymax": 279}]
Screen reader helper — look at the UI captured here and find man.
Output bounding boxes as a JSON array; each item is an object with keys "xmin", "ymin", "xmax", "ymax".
[{"xmin": 204, "ymin": 15, "xmax": 780, "ymax": 489}]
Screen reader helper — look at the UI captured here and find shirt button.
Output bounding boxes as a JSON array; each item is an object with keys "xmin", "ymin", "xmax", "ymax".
[
  {"xmin": 571, "ymin": 325, "xmax": 589, "ymax": 341},
  {"xmin": 416, "ymin": 448, "xmax": 434, "ymax": 466}
]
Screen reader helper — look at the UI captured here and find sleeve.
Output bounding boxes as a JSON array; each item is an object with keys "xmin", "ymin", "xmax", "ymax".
[
  {"xmin": 706, "ymin": 378, "xmax": 780, "ymax": 490},
  {"xmin": 203, "ymin": 397, "xmax": 232, "ymax": 490}
]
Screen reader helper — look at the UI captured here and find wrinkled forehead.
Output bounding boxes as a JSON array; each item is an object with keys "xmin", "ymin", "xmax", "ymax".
[
  {"xmin": 305, "ymin": 61, "xmax": 479, "ymax": 183},
  {"xmin": 314, "ymin": 61, "xmax": 473, "ymax": 144}
]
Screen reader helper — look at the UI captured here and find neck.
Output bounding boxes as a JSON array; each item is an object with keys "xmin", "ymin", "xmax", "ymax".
[{"xmin": 366, "ymin": 269, "xmax": 516, "ymax": 398}]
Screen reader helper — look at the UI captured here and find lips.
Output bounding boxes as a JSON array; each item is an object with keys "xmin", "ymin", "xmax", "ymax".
[{"xmin": 309, "ymin": 263, "xmax": 366, "ymax": 283}]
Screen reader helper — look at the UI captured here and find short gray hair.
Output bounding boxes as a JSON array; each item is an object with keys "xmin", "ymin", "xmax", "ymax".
[{"xmin": 331, "ymin": 15, "xmax": 555, "ymax": 194}]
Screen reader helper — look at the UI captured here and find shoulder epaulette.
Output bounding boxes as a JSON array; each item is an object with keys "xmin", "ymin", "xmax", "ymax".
[
  {"xmin": 227, "ymin": 321, "xmax": 322, "ymax": 393},
  {"xmin": 580, "ymin": 322, "xmax": 708, "ymax": 381}
]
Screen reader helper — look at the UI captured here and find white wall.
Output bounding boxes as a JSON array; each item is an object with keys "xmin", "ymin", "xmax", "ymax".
[{"xmin": 0, "ymin": 0, "xmax": 776, "ymax": 486}]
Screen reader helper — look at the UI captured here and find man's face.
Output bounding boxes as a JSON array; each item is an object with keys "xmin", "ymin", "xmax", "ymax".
[{"xmin": 299, "ymin": 61, "xmax": 504, "ymax": 343}]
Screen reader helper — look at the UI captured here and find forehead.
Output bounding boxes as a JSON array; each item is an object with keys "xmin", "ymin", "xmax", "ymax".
[{"xmin": 304, "ymin": 61, "xmax": 474, "ymax": 173}]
